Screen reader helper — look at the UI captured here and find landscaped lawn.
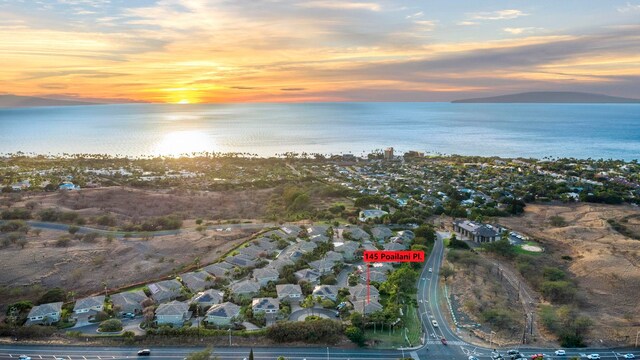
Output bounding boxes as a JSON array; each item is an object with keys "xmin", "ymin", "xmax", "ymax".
[{"xmin": 365, "ymin": 304, "xmax": 422, "ymax": 348}]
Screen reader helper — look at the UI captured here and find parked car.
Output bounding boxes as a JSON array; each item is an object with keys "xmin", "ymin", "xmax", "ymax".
[
  {"xmin": 431, "ymin": 320, "xmax": 439, "ymax": 327},
  {"xmin": 440, "ymin": 337, "xmax": 447, "ymax": 345},
  {"xmin": 586, "ymin": 354, "xmax": 600, "ymax": 360},
  {"xmin": 555, "ymin": 350, "xmax": 566, "ymax": 356},
  {"xmin": 123, "ymin": 312, "xmax": 136, "ymax": 319},
  {"xmin": 137, "ymin": 349, "xmax": 151, "ymax": 356},
  {"xmin": 622, "ymin": 355, "xmax": 634, "ymax": 359}
]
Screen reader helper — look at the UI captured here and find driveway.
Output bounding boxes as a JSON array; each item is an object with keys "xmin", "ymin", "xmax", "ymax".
[
  {"xmin": 71, "ymin": 317, "xmax": 144, "ymax": 335},
  {"xmin": 288, "ymin": 307, "xmax": 339, "ymax": 321}
]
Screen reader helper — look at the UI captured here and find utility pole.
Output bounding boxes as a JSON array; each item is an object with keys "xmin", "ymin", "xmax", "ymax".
[
  {"xmin": 635, "ymin": 330, "xmax": 639, "ymax": 347},
  {"xmin": 530, "ymin": 312, "xmax": 534, "ymax": 335},
  {"xmin": 326, "ymin": 347, "xmax": 329, "ymax": 360},
  {"xmin": 522, "ymin": 314, "xmax": 527, "ymax": 344},
  {"xmin": 228, "ymin": 328, "xmax": 231, "ymax": 346}
]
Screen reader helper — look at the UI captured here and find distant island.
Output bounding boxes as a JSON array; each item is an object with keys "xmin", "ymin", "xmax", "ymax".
[
  {"xmin": 0, "ymin": 94, "xmax": 100, "ymax": 108},
  {"xmin": 452, "ymin": 91, "xmax": 640, "ymax": 103}
]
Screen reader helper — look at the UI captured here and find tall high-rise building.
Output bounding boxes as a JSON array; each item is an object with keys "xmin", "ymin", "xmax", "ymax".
[{"xmin": 384, "ymin": 147, "xmax": 394, "ymax": 160}]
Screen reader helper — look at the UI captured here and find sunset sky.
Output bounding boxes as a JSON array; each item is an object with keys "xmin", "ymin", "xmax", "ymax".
[{"xmin": 1, "ymin": 0, "xmax": 639, "ymax": 103}]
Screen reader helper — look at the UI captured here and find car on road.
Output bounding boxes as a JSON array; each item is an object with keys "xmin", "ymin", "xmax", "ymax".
[
  {"xmin": 55, "ymin": 358, "xmax": 66, "ymax": 360},
  {"xmin": 508, "ymin": 350, "xmax": 520, "ymax": 356},
  {"xmin": 530, "ymin": 354, "xmax": 544, "ymax": 360},
  {"xmin": 431, "ymin": 320, "xmax": 439, "ymax": 327},
  {"xmin": 493, "ymin": 354, "xmax": 504, "ymax": 360},
  {"xmin": 440, "ymin": 337, "xmax": 447, "ymax": 345},
  {"xmin": 123, "ymin": 312, "xmax": 136, "ymax": 319},
  {"xmin": 512, "ymin": 354, "xmax": 524, "ymax": 359},
  {"xmin": 586, "ymin": 355, "xmax": 600, "ymax": 360},
  {"xmin": 623, "ymin": 355, "xmax": 634, "ymax": 359},
  {"xmin": 137, "ymin": 349, "xmax": 151, "ymax": 356},
  {"xmin": 421, "ymin": 277, "xmax": 426, "ymax": 281},
  {"xmin": 469, "ymin": 356, "xmax": 479, "ymax": 360},
  {"xmin": 429, "ymin": 268, "xmax": 433, "ymax": 272},
  {"xmin": 19, "ymin": 355, "xmax": 31, "ymax": 360},
  {"xmin": 555, "ymin": 350, "xmax": 566, "ymax": 356}
]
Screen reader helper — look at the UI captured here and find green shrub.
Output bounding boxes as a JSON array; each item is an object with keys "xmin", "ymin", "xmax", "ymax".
[{"xmin": 99, "ymin": 318, "xmax": 123, "ymax": 332}]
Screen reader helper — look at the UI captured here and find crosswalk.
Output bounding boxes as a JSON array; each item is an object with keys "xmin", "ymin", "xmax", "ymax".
[{"xmin": 425, "ymin": 340, "xmax": 467, "ymax": 346}]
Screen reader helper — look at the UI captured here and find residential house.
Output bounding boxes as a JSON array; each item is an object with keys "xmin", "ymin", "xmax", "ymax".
[
  {"xmin": 297, "ymin": 241, "xmax": 317, "ymax": 254},
  {"xmin": 203, "ymin": 262, "xmax": 233, "ymax": 279},
  {"xmin": 180, "ymin": 270, "xmax": 215, "ymax": 292},
  {"xmin": 238, "ymin": 245, "xmax": 264, "ymax": 259},
  {"xmin": 396, "ymin": 230, "xmax": 415, "ymax": 240},
  {"xmin": 280, "ymin": 225, "xmax": 302, "ymax": 237},
  {"xmin": 312, "ymin": 285, "xmax": 339, "ymax": 302},
  {"xmin": 294, "ymin": 268, "xmax": 321, "ymax": 284},
  {"xmin": 155, "ymin": 301, "xmax": 190, "ymax": 326},
  {"xmin": 343, "ymin": 227, "xmax": 370, "ymax": 241},
  {"xmin": 224, "ymin": 254, "xmax": 257, "ymax": 268},
  {"xmin": 26, "ymin": 302, "xmax": 63, "ymax": 325},
  {"xmin": 383, "ymin": 242, "xmax": 406, "ymax": 251},
  {"xmin": 252, "ymin": 237, "xmax": 277, "ymax": 252},
  {"xmin": 371, "ymin": 227, "xmax": 393, "ymax": 242},
  {"xmin": 309, "ymin": 234, "xmax": 330, "ymax": 243},
  {"xmin": 367, "ymin": 269, "xmax": 388, "ymax": 283},
  {"xmin": 351, "ymin": 299, "xmax": 383, "ymax": 314},
  {"xmin": 324, "ymin": 251, "xmax": 344, "ymax": 263},
  {"xmin": 252, "ymin": 297, "xmax": 280, "ymax": 314},
  {"xmin": 230, "ymin": 280, "xmax": 260, "ymax": 298},
  {"xmin": 59, "ymin": 182, "xmax": 80, "ymax": 191},
  {"xmin": 361, "ymin": 242, "xmax": 378, "ymax": 252},
  {"xmin": 149, "ymin": 279, "xmax": 183, "ymax": 303},
  {"xmin": 276, "ymin": 284, "xmax": 303, "ymax": 302},
  {"xmin": 270, "ymin": 257, "xmax": 295, "ymax": 271},
  {"xmin": 349, "ymin": 284, "xmax": 380, "ymax": 302},
  {"xmin": 335, "ymin": 241, "xmax": 360, "ymax": 261},
  {"xmin": 190, "ymin": 289, "xmax": 224, "ymax": 309},
  {"xmin": 205, "ymin": 302, "xmax": 241, "ymax": 325},
  {"xmin": 358, "ymin": 209, "xmax": 388, "ymax": 222},
  {"xmin": 253, "ymin": 267, "xmax": 280, "ymax": 286},
  {"xmin": 309, "ymin": 258, "xmax": 336, "ymax": 275},
  {"xmin": 111, "ymin": 290, "xmax": 150, "ymax": 316},
  {"xmin": 72, "ymin": 295, "xmax": 105, "ymax": 318},
  {"xmin": 453, "ymin": 220, "xmax": 500, "ymax": 243}
]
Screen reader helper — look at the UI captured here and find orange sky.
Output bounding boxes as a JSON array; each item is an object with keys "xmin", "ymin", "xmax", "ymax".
[{"xmin": 1, "ymin": 0, "xmax": 639, "ymax": 103}]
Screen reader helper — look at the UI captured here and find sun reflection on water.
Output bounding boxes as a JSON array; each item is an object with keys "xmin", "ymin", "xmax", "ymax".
[{"xmin": 154, "ymin": 130, "xmax": 213, "ymax": 156}]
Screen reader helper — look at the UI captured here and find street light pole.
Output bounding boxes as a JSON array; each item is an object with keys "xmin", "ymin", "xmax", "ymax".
[
  {"xmin": 326, "ymin": 347, "xmax": 329, "ymax": 360},
  {"xmin": 636, "ymin": 330, "xmax": 640, "ymax": 347},
  {"xmin": 228, "ymin": 328, "xmax": 231, "ymax": 346}
]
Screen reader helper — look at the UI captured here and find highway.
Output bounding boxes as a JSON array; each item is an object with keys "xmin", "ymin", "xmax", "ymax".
[{"xmin": 1, "ymin": 232, "xmax": 638, "ymax": 360}]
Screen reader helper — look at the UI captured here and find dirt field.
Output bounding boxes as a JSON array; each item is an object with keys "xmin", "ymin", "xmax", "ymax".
[
  {"xmin": 499, "ymin": 203, "xmax": 640, "ymax": 345},
  {"xmin": 13, "ymin": 187, "xmax": 275, "ymax": 222},
  {"xmin": 0, "ymin": 225, "xmax": 258, "ymax": 311}
]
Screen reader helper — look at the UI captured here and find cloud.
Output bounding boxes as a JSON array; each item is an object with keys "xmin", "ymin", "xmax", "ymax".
[
  {"xmin": 297, "ymin": 1, "xmax": 381, "ymax": 11},
  {"xmin": 230, "ymin": 86, "xmax": 257, "ymax": 90},
  {"xmin": 280, "ymin": 87, "xmax": 307, "ymax": 91},
  {"xmin": 504, "ymin": 27, "xmax": 543, "ymax": 35},
  {"xmin": 406, "ymin": 11, "xmax": 423, "ymax": 19},
  {"xmin": 39, "ymin": 83, "xmax": 68, "ymax": 89},
  {"xmin": 414, "ymin": 20, "xmax": 436, "ymax": 32},
  {"xmin": 470, "ymin": 9, "xmax": 528, "ymax": 20},
  {"xmin": 457, "ymin": 21, "xmax": 478, "ymax": 26},
  {"xmin": 617, "ymin": 2, "xmax": 640, "ymax": 12}
]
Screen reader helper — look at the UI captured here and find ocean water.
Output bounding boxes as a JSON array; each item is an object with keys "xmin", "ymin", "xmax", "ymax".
[{"xmin": 0, "ymin": 102, "xmax": 638, "ymax": 160}]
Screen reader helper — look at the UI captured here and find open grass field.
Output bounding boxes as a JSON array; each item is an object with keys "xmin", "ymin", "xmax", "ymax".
[{"xmin": 499, "ymin": 203, "xmax": 640, "ymax": 345}]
